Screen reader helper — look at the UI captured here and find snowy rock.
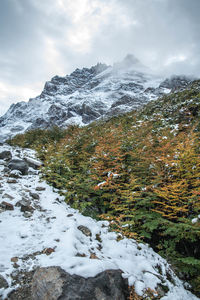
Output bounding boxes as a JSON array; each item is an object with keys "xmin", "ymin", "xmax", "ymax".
[
  {"xmin": 24, "ymin": 157, "xmax": 42, "ymax": 169},
  {"xmin": 77, "ymin": 225, "xmax": 92, "ymax": 237},
  {"xmin": 8, "ymin": 159, "xmax": 28, "ymax": 175},
  {"xmin": 35, "ymin": 186, "xmax": 46, "ymax": 191},
  {"xmin": 29, "ymin": 192, "xmax": 40, "ymax": 200},
  {"xmin": 31, "ymin": 267, "xmax": 128, "ymax": 300},
  {"xmin": 15, "ymin": 199, "xmax": 34, "ymax": 213},
  {"xmin": 28, "ymin": 167, "xmax": 39, "ymax": 175},
  {"xmin": 0, "ymin": 150, "xmax": 12, "ymax": 161},
  {"xmin": 7, "ymin": 179, "xmax": 17, "ymax": 184},
  {"xmin": 0, "ymin": 201, "xmax": 14, "ymax": 211},
  {"xmin": 9, "ymin": 169, "xmax": 22, "ymax": 178}
]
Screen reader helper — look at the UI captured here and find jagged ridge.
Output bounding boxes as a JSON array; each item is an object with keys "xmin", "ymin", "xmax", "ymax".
[{"xmin": 0, "ymin": 55, "xmax": 193, "ymax": 142}]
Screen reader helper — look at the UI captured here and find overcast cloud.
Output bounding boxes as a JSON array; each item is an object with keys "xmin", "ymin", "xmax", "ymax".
[{"xmin": 0, "ymin": 0, "xmax": 200, "ymax": 115}]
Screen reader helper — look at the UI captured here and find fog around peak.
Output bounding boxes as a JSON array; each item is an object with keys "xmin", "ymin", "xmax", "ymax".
[{"xmin": 113, "ymin": 54, "xmax": 150, "ymax": 74}]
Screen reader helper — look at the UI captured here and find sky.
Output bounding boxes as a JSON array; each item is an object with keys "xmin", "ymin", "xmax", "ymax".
[{"xmin": 0, "ymin": 0, "xmax": 200, "ymax": 116}]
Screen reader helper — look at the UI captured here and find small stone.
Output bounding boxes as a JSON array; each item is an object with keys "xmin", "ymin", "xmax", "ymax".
[
  {"xmin": 21, "ymin": 205, "xmax": 34, "ymax": 213},
  {"xmin": 7, "ymin": 179, "xmax": 17, "ymax": 184},
  {"xmin": 29, "ymin": 192, "xmax": 40, "ymax": 200},
  {"xmin": 11, "ymin": 257, "xmax": 19, "ymax": 263},
  {"xmin": 67, "ymin": 214, "xmax": 73, "ymax": 217},
  {"xmin": 0, "ymin": 274, "xmax": 9, "ymax": 289},
  {"xmin": 0, "ymin": 201, "xmax": 14, "ymax": 210},
  {"xmin": 90, "ymin": 253, "xmax": 99, "ymax": 260},
  {"xmin": 95, "ymin": 233, "xmax": 102, "ymax": 242},
  {"xmin": 77, "ymin": 225, "xmax": 92, "ymax": 237},
  {"xmin": 13, "ymin": 262, "xmax": 20, "ymax": 269},
  {"xmin": 23, "ymin": 211, "xmax": 33, "ymax": 218},
  {"xmin": 43, "ymin": 248, "xmax": 55, "ymax": 255},
  {"xmin": 76, "ymin": 253, "xmax": 86, "ymax": 257},
  {"xmin": 35, "ymin": 186, "xmax": 46, "ymax": 191}
]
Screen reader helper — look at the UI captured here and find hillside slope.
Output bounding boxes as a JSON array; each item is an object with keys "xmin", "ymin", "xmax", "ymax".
[{"xmin": 8, "ymin": 79, "xmax": 200, "ymax": 297}]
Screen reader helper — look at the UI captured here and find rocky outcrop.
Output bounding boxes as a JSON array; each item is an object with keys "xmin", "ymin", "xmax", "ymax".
[
  {"xmin": 159, "ymin": 75, "xmax": 193, "ymax": 92},
  {"xmin": 32, "ymin": 267, "xmax": 128, "ymax": 300}
]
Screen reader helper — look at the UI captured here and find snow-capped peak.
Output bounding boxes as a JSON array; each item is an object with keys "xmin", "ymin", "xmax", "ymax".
[
  {"xmin": 113, "ymin": 54, "xmax": 148, "ymax": 73},
  {"xmin": 0, "ymin": 55, "xmax": 193, "ymax": 142}
]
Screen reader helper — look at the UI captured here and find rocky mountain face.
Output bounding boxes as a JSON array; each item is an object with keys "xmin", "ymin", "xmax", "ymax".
[{"xmin": 0, "ymin": 55, "xmax": 193, "ymax": 142}]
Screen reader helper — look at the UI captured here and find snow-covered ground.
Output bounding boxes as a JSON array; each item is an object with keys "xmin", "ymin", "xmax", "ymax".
[{"xmin": 0, "ymin": 144, "xmax": 199, "ymax": 299}]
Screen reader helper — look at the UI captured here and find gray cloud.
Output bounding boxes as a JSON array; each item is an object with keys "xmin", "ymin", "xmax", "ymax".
[{"xmin": 0, "ymin": 0, "xmax": 200, "ymax": 115}]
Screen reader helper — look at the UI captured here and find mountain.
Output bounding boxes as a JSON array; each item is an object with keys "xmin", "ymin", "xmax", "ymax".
[
  {"xmin": 0, "ymin": 55, "xmax": 193, "ymax": 142},
  {"xmin": 8, "ymin": 79, "xmax": 200, "ymax": 297}
]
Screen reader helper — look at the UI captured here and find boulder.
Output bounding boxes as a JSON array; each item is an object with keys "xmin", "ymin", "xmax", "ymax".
[
  {"xmin": 77, "ymin": 225, "xmax": 92, "ymax": 237},
  {"xmin": 8, "ymin": 159, "xmax": 28, "ymax": 175},
  {"xmin": 32, "ymin": 267, "xmax": 128, "ymax": 300},
  {"xmin": 0, "ymin": 150, "xmax": 12, "ymax": 161}
]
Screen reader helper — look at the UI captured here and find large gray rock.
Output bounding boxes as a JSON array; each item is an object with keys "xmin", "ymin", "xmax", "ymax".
[
  {"xmin": 32, "ymin": 267, "xmax": 128, "ymax": 300},
  {"xmin": 8, "ymin": 159, "xmax": 28, "ymax": 175}
]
